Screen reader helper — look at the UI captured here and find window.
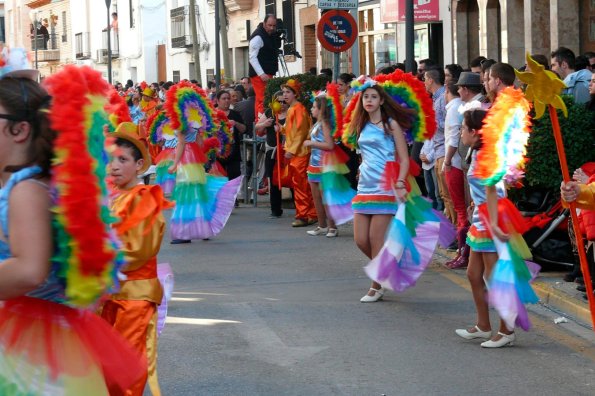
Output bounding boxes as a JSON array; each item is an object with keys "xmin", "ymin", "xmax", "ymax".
[
  {"xmin": 173, "ymin": 70, "xmax": 180, "ymax": 82},
  {"xmin": 265, "ymin": 0, "xmax": 276, "ymax": 17},
  {"xmin": 0, "ymin": 16, "xmax": 5, "ymax": 43},
  {"xmin": 61, "ymin": 11, "xmax": 67, "ymax": 43},
  {"xmin": 129, "ymin": 0, "xmax": 136, "ymax": 28},
  {"xmin": 281, "ymin": 0, "xmax": 294, "ymax": 55}
]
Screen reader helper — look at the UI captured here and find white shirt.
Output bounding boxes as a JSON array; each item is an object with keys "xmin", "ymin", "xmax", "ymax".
[
  {"xmin": 444, "ymin": 97, "xmax": 463, "ymax": 170},
  {"xmin": 249, "ymin": 36, "xmax": 265, "ymax": 76}
]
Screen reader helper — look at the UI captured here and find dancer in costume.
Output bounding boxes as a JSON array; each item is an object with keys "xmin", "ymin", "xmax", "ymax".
[
  {"xmin": 344, "ymin": 75, "xmax": 455, "ymax": 302},
  {"xmin": 304, "ymin": 92, "xmax": 338, "ymax": 237},
  {"xmin": 0, "ymin": 62, "xmax": 145, "ymax": 394},
  {"xmin": 165, "ymin": 81, "xmax": 240, "ymax": 241},
  {"xmin": 455, "ymin": 103, "xmax": 538, "ymax": 348},
  {"xmin": 147, "ymin": 110, "xmax": 177, "ymax": 194},
  {"xmin": 102, "ymin": 124, "xmax": 174, "ymax": 395},
  {"xmin": 315, "ymin": 83, "xmax": 356, "ymax": 227},
  {"xmin": 282, "ymin": 79, "xmax": 317, "ymax": 227},
  {"xmin": 139, "ymin": 82, "xmax": 162, "ymax": 163}
]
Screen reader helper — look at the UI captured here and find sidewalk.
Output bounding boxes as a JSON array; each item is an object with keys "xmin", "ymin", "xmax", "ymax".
[{"xmin": 435, "ymin": 247, "xmax": 593, "ymax": 329}]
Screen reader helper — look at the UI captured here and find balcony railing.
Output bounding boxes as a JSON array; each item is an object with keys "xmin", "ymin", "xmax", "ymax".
[
  {"xmin": 101, "ymin": 28, "xmax": 119, "ymax": 58},
  {"xmin": 30, "ymin": 33, "xmax": 60, "ymax": 61},
  {"xmin": 75, "ymin": 32, "xmax": 91, "ymax": 59}
]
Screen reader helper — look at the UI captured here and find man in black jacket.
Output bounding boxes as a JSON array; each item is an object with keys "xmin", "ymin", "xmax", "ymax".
[{"xmin": 249, "ymin": 15, "xmax": 281, "ymax": 118}]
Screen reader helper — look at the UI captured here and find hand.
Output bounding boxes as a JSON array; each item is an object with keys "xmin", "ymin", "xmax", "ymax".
[
  {"xmin": 229, "ymin": 120, "xmax": 236, "ymax": 127},
  {"xmin": 490, "ymin": 223, "xmax": 510, "ymax": 241},
  {"xmin": 573, "ymin": 168, "xmax": 588, "ymax": 184},
  {"xmin": 443, "ymin": 162, "xmax": 452, "ymax": 172},
  {"xmin": 561, "ymin": 181, "xmax": 580, "ymax": 202},
  {"xmin": 167, "ymin": 164, "xmax": 177, "ymax": 174},
  {"xmin": 419, "ymin": 154, "xmax": 428, "ymax": 163},
  {"xmin": 285, "ymin": 151, "xmax": 294, "ymax": 159},
  {"xmin": 303, "ymin": 140, "xmax": 312, "ymax": 147},
  {"xmin": 260, "ymin": 74, "xmax": 270, "ymax": 82},
  {"xmin": 395, "ymin": 186, "xmax": 408, "ymax": 203}
]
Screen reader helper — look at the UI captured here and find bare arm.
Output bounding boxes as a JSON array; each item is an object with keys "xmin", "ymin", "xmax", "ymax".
[
  {"xmin": 168, "ymin": 132, "xmax": 186, "ymax": 174},
  {"xmin": 486, "ymin": 185, "xmax": 509, "ymax": 241},
  {"xmin": 0, "ymin": 182, "xmax": 52, "ymax": 299},
  {"xmin": 390, "ymin": 119, "xmax": 410, "ymax": 202}
]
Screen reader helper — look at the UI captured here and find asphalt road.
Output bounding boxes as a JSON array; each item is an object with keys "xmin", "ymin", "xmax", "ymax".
[{"xmin": 156, "ymin": 205, "xmax": 595, "ymax": 396}]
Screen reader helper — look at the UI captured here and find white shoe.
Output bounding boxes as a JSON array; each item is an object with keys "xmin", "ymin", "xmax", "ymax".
[
  {"xmin": 326, "ymin": 228, "xmax": 338, "ymax": 238},
  {"xmin": 455, "ymin": 325, "xmax": 492, "ymax": 340},
  {"xmin": 307, "ymin": 226, "xmax": 328, "ymax": 236},
  {"xmin": 481, "ymin": 332, "xmax": 515, "ymax": 348},
  {"xmin": 360, "ymin": 287, "xmax": 384, "ymax": 302}
]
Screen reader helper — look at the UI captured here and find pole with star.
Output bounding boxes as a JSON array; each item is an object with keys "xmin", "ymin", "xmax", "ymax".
[{"xmin": 516, "ymin": 53, "xmax": 595, "ymax": 332}]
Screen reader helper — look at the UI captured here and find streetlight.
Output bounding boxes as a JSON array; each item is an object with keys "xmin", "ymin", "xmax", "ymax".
[
  {"xmin": 28, "ymin": 10, "xmax": 39, "ymax": 70},
  {"xmin": 105, "ymin": 0, "xmax": 112, "ymax": 84}
]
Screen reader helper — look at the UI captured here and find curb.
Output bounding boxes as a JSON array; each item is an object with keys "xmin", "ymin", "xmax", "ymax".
[
  {"xmin": 531, "ymin": 281, "xmax": 593, "ymax": 328},
  {"xmin": 434, "ymin": 248, "xmax": 593, "ymax": 329}
]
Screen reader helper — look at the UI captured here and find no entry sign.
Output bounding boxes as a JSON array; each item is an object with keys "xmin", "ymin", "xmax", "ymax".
[{"xmin": 316, "ymin": 10, "xmax": 357, "ymax": 53}]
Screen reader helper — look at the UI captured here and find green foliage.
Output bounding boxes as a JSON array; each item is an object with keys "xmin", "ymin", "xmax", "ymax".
[
  {"xmin": 524, "ymin": 95, "xmax": 595, "ymax": 191},
  {"xmin": 264, "ymin": 73, "xmax": 331, "ymax": 113}
]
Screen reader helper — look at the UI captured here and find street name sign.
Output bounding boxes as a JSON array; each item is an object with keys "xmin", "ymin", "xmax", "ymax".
[{"xmin": 318, "ymin": 0, "xmax": 358, "ymax": 10}]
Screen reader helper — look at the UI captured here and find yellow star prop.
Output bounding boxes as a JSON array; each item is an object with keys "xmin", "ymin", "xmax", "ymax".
[
  {"xmin": 515, "ymin": 52, "xmax": 568, "ymax": 119},
  {"xmin": 270, "ymin": 96, "xmax": 282, "ymax": 116}
]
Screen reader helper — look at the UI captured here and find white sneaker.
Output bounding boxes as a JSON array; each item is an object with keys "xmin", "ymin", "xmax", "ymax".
[
  {"xmin": 307, "ymin": 226, "xmax": 328, "ymax": 236},
  {"xmin": 360, "ymin": 287, "xmax": 384, "ymax": 302},
  {"xmin": 326, "ymin": 228, "xmax": 338, "ymax": 238}
]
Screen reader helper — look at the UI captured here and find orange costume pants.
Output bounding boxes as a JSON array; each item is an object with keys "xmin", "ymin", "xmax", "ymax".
[
  {"xmin": 289, "ymin": 155, "xmax": 317, "ymax": 221},
  {"xmin": 251, "ymin": 74, "xmax": 273, "ymax": 117},
  {"xmin": 101, "ymin": 300, "xmax": 160, "ymax": 396}
]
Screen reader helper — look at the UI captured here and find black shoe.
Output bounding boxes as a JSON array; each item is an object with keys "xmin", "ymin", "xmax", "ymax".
[
  {"xmin": 171, "ymin": 239, "xmax": 191, "ymax": 244},
  {"xmin": 446, "ymin": 241, "xmax": 458, "ymax": 252},
  {"xmin": 576, "ymin": 277, "xmax": 585, "ymax": 285},
  {"xmin": 563, "ymin": 272, "xmax": 579, "ymax": 282},
  {"xmin": 577, "ymin": 284, "xmax": 587, "ymax": 292},
  {"xmin": 269, "ymin": 213, "xmax": 282, "ymax": 219}
]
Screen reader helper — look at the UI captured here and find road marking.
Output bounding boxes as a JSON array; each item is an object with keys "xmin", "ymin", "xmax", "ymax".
[
  {"xmin": 223, "ymin": 302, "xmax": 328, "ymax": 367},
  {"xmin": 435, "ymin": 266, "xmax": 595, "ymax": 362},
  {"xmin": 165, "ymin": 316, "xmax": 241, "ymax": 326}
]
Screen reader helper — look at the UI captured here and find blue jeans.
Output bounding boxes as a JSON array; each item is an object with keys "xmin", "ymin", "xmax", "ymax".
[{"xmin": 424, "ymin": 168, "xmax": 442, "ymax": 210}]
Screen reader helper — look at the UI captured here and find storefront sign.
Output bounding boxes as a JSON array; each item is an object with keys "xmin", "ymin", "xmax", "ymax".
[
  {"xmin": 316, "ymin": 10, "xmax": 357, "ymax": 53},
  {"xmin": 318, "ymin": 0, "xmax": 358, "ymax": 10},
  {"xmin": 380, "ymin": 0, "xmax": 440, "ymax": 24}
]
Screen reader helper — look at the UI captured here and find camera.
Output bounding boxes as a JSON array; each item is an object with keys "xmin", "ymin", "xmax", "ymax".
[{"xmin": 274, "ymin": 18, "xmax": 302, "ymax": 59}]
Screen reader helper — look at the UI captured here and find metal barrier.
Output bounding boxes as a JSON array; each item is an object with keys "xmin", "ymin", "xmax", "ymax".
[{"xmin": 241, "ymin": 134, "xmax": 266, "ymax": 207}]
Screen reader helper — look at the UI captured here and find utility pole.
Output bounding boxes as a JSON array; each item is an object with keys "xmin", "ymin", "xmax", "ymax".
[
  {"xmin": 215, "ymin": 0, "xmax": 221, "ymax": 87},
  {"xmin": 105, "ymin": 0, "xmax": 112, "ymax": 84},
  {"xmin": 405, "ymin": 0, "xmax": 414, "ymax": 73},
  {"xmin": 218, "ymin": 0, "xmax": 231, "ymax": 83},
  {"xmin": 189, "ymin": 0, "xmax": 202, "ymax": 85}
]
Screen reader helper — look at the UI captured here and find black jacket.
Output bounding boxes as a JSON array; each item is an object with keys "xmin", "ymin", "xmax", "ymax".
[{"xmin": 248, "ymin": 23, "xmax": 280, "ymax": 77}]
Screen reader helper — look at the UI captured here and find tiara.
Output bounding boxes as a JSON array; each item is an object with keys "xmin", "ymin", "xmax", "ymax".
[{"xmin": 350, "ymin": 75, "xmax": 377, "ymax": 93}]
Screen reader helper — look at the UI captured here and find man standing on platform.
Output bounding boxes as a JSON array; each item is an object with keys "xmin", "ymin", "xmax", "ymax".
[{"xmin": 249, "ymin": 15, "xmax": 281, "ymax": 117}]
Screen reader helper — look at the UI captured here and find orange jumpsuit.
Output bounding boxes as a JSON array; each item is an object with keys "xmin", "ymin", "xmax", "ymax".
[
  {"xmin": 284, "ymin": 102, "xmax": 317, "ymax": 221},
  {"xmin": 102, "ymin": 184, "xmax": 173, "ymax": 396}
]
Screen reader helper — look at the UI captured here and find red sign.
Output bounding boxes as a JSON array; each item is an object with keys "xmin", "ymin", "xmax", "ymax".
[
  {"xmin": 380, "ymin": 0, "xmax": 440, "ymax": 24},
  {"xmin": 316, "ymin": 10, "xmax": 358, "ymax": 53}
]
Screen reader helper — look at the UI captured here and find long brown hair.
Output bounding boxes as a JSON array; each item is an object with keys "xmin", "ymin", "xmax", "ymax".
[
  {"xmin": 350, "ymin": 85, "xmax": 415, "ymax": 140},
  {"xmin": 0, "ymin": 78, "xmax": 54, "ymax": 176},
  {"xmin": 313, "ymin": 95, "xmax": 332, "ymax": 131}
]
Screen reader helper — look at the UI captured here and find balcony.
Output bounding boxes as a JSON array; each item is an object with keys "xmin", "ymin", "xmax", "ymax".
[
  {"xmin": 101, "ymin": 28, "xmax": 119, "ymax": 58},
  {"xmin": 206, "ymin": 0, "xmax": 251, "ymax": 12},
  {"xmin": 75, "ymin": 32, "xmax": 91, "ymax": 59},
  {"xmin": 30, "ymin": 33, "xmax": 60, "ymax": 61},
  {"xmin": 170, "ymin": 6, "xmax": 194, "ymax": 48}
]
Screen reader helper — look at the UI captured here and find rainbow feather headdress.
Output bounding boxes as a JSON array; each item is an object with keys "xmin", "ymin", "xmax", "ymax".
[
  {"xmin": 106, "ymin": 89, "xmax": 132, "ymax": 131},
  {"xmin": 474, "ymin": 86, "xmax": 532, "ymax": 186},
  {"xmin": 146, "ymin": 110, "xmax": 176, "ymax": 145},
  {"xmin": 43, "ymin": 65, "xmax": 125, "ymax": 308},
  {"xmin": 374, "ymin": 70, "xmax": 436, "ymax": 142},
  {"xmin": 212, "ymin": 109, "xmax": 234, "ymax": 159},
  {"xmin": 164, "ymin": 80, "xmax": 216, "ymax": 134},
  {"xmin": 310, "ymin": 83, "xmax": 344, "ymax": 141},
  {"xmin": 342, "ymin": 72, "xmax": 436, "ymax": 148}
]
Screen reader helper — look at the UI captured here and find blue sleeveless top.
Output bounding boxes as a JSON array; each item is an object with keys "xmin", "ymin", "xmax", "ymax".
[
  {"xmin": 467, "ymin": 151, "xmax": 506, "ymax": 230},
  {"xmin": 357, "ymin": 122, "xmax": 395, "ymax": 195},
  {"xmin": 178, "ymin": 128, "xmax": 198, "ymax": 144},
  {"xmin": 0, "ymin": 166, "xmax": 65, "ymax": 302},
  {"xmin": 309, "ymin": 122, "xmax": 325, "ymax": 168}
]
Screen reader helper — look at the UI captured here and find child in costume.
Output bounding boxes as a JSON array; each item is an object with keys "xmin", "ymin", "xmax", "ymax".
[
  {"xmin": 282, "ymin": 79, "xmax": 317, "ymax": 227},
  {"xmin": 165, "ymin": 81, "xmax": 240, "ymax": 241},
  {"xmin": 343, "ymin": 73, "xmax": 455, "ymax": 303},
  {"xmin": 147, "ymin": 110, "xmax": 177, "ymax": 195},
  {"xmin": 0, "ymin": 61, "xmax": 145, "ymax": 394},
  {"xmin": 455, "ymin": 103, "xmax": 538, "ymax": 348},
  {"xmin": 101, "ymin": 123, "xmax": 173, "ymax": 395},
  {"xmin": 304, "ymin": 93, "xmax": 338, "ymax": 237}
]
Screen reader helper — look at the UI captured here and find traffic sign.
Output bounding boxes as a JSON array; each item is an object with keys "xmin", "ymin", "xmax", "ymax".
[
  {"xmin": 318, "ymin": 0, "xmax": 358, "ymax": 10},
  {"xmin": 316, "ymin": 10, "xmax": 357, "ymax": 53}
]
